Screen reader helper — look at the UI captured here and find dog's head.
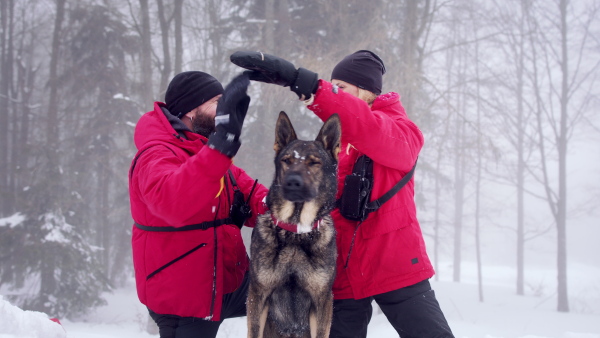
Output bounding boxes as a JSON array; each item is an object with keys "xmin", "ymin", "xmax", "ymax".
[{"xmin": 267, "ymin": 111, "xmax": 341, "ymax": 227}]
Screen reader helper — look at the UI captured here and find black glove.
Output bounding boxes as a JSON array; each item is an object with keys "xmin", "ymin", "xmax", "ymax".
[
  {"xmin": 207, "ymin": 73, "xmax": 251, "ymax": 157},
  {"xmin": 230, "ymin": 51, "xmax": 319, "ymax": 100}
]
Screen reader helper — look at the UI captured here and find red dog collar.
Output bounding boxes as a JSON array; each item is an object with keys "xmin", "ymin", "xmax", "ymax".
[{"xmin": 271, "ymin": 214, "xmax": 320, "ymax": 233}]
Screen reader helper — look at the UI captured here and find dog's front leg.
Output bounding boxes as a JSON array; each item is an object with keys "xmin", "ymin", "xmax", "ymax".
[
  {"xmin": 309, "ymin": 311, "xmax": 318, "ymax": 338},
  {"xmin": 247, "ymin": 284, "xmax": 270, "ymax": 338},
  {"xmin": 257, "ymin": 304, "xmax": 269, "ymax": 338},
  {"xmin": 310, "ymin": 292, "xmax": 334, "ymax": 338}
]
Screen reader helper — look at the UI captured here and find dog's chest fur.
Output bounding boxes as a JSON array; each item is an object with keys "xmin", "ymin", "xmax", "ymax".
[{"xmin": 251, "ymin": 212, "xmax": 336, "ymax": 288}]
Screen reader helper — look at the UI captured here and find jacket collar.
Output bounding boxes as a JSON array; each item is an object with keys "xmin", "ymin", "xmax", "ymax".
[
  {"xmin": 271, "ymin": 214, "xmax": 321, "ymax": 234},
  {"xmin": 161, "ymin": 105, "xmax": 192, "ymax": 140},
  {"xmin": 134, "ymin": 102, "xmax": 209, "ymax": 150},
  {"xmin": 371, "ymin": 92, "xmax": 400, "ymax": 110}
]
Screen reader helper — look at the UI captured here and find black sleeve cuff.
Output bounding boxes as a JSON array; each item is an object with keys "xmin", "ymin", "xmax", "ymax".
[
  {"xmin": 207, "ymin": 131, "xmax": 242, "ymax": 158},
  {"xmin": 292, "ymin": 67, "xmax": 319, "ymax": 100}
]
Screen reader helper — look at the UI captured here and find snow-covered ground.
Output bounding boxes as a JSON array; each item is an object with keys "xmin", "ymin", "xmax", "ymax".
[{"xmin": 2, "ymin": 262, "xmax": 599, "ymax": 338}]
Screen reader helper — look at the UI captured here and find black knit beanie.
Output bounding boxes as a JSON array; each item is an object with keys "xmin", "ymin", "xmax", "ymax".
[
  {"xmin": 331, "ymin": 50, "xmax": 386, "ymax": 95},
  {"xmin": 165, "ymin": 71, "xmax": 224, "ymax": 118}
]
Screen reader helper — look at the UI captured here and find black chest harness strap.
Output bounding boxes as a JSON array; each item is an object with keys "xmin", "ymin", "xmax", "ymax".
[
  {"xmin": 338, "ymin": 155, "xmax": 417, "ymax": 222},
  {"xmin": 134, "ymin": 217, "xmax": 233, "ymax": 232},
  {"xmin": 341, "ymin": 156, "xmax": 418, "ymax": 269},
  {"xmin": 365, "ymin": 157, "xmax": 417, "ymax": 212}
]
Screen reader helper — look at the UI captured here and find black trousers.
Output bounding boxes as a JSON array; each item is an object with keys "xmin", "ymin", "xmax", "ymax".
[
  {"xmin": 149, "ymin": 272, "xmax": 249, "ymax": 338},
  {"xmin": 329, "ymin": 279, "xmax": 454, "ymax": 338}
]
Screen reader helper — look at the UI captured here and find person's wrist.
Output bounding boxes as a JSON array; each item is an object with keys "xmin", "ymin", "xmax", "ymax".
[{"xmin": 303, "ymin": 94, "xmax": 315, "ymax": 106}]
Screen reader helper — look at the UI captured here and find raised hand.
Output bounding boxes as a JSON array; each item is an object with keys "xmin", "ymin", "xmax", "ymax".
[
  {"xmin": 207, "ymin": 73, "xmax": 251, "ymax": 157},
  {"xmin": 230, "ymin": 51, "xmax": 319, "ymax": 100}
]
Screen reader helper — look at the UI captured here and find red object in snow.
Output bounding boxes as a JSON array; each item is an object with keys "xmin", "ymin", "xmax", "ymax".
[{"xmin": 49, "ymin": 318, "xmax": 62, "ymax": 325}]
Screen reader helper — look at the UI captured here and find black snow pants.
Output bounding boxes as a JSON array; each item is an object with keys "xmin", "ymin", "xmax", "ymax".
[
  {"xmin": 329, "ymin": 279, "xmax": 455, "ymax": 338},
  {"xmin": 148, "ymin": 271, "xmax": 249, "ymax": 338}
]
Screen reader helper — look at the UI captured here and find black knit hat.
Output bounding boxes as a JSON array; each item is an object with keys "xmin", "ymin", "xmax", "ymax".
[
  {"xmin": 331, "ymin": 50, "xmax": 386, "ymax": 95},
  {"xmin": 165, "ymin": 71, "xmax": 224, "ymax": 118}
]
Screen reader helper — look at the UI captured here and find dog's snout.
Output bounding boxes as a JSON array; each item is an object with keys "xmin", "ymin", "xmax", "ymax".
[
  {"xmin": 282, "ymin": 173, "xmax": 314, "ymax": 202},
  {"xmin": 284, "ymin": 174, "xmax": 304, "ymax": 190}
]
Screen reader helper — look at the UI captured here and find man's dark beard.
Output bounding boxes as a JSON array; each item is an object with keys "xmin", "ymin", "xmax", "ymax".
[{"xmin": 192, "ymin": 113, "xmax": 215, "ymax": 138}]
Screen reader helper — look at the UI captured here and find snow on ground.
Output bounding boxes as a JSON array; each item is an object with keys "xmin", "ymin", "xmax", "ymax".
[
  {"xmin": 0, "ymin": 295, "xmax": 65, "ymax": 338},
  {"xmin": 1, "ymin": 263, "xmax": 599, "ymax": 338}
]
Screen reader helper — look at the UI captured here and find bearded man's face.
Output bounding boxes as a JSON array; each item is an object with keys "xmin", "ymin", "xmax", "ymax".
[{"xmin": 190, "ymin": 95, "xmax": 221, "ymax": 137}]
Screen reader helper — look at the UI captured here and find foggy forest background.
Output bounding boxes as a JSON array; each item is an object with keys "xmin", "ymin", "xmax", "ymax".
[{"xmin": 0, "ymin": 0, "xmax": 598, "ymax": 322}]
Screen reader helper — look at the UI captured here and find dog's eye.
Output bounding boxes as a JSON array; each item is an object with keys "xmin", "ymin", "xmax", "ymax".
[
  {"xmin": 307, "ymin": 160, "xmax": 321, "ymax": 167},
  {"xmin": 282, "ymin": 157, "xmax": 293, "ymax": 165}
]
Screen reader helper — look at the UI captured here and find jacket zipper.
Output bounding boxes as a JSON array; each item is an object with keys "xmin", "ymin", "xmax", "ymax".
[
  {"xmin": 209, "ymin": 193, "xmax": 226, "ymax": 319},
  {"xmin": 209, "ymin": 225, "xmax": 217, "ymax": 319}
]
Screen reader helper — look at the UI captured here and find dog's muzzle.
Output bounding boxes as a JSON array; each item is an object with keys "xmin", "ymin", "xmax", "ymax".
[{"xmin": 282, "ymin": 173, "xmax": 314, "ymax": 202}]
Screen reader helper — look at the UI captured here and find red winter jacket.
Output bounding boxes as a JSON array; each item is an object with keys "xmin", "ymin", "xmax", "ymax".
[
  {"xmin": 129, "ymin": 102, "xmax": 268, "ymax": 320},
  {"xmin": 308, "ymin": 81, "xmax": 434, "ymax": 300}
]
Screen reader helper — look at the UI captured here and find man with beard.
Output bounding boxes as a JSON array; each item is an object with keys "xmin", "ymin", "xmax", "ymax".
[{"xmin": 128, "ymin": 71, "xmax": 269, "ymax": 338}]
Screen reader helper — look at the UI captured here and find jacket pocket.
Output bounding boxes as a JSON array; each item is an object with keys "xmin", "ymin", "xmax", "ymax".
[
  {"xmin": 360, "ymin": 206, "xmax": 414, "ymax": 239},
  {"xmin": 146, "ymin": 243, "xmax": 207, "ymax": 280}
]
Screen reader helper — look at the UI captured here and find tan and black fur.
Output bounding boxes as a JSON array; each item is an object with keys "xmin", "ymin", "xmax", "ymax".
[{"xmin": 247, "ymin": 112, "xmax": 341, "ymax": 338}]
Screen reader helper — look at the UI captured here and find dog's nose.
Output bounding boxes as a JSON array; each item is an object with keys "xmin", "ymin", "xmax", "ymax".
[
  {"xmin": 284, "ymin": 174, "xmax": 304, "ymax": 190},
  {"xmin": 283, "ymin": 173, "xmax": 314, "ymax": 202}
]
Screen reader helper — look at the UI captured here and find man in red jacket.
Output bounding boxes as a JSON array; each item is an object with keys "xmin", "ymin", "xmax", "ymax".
[
  {"xmin": 231, "ymin": 51, "xmax": 454, "ymax": 338},
  {"xmin": 129, "ymin": 71, "xmax": 268, "ymax": 338}
]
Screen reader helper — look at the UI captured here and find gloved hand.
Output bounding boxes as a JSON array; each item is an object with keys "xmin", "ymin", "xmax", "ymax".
[
  {"xmin": 230, "ymin": 51, "xmax": 319, "ymax": 100},
  {"xmin": 207, "ymin": 73, "xmax": 251, "ymax": 158}
]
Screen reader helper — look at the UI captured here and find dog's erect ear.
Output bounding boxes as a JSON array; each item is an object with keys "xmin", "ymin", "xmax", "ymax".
[
  {"xmin": 274, "ymin": 111, "xmax": 298, "ymax": 155},
  {"xmin": 315, "ymin": 114, "xmax": 341, "ymax": 161}
]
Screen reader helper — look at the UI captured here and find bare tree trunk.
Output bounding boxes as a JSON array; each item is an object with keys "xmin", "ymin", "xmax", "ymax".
[
  {"xmin": 452, "ymin": 31, "xmax": 466, "ymax": 283},
  {"xmin": 206, "ymin": 0, "xmax": 220, "ymax": 77},
  {"xmin": 39, "ymin": 0, "xmax": 66, "ymax": 313},
  {"xmin": 264, "ymin": 0, "xmax": 275, "ymax": 52},
  {"xmin": 157, "ymin": 0, "xmax": 172, "ymax": 95},
  {"xmin": 443, "ymin": 36, "xmax": 456, "ymax": 282},
  {"xmin": 474, "ymin": 22, "xmax": 484, "ymax": 302},
  {"xmin": 40, "ymin": 245, "xmax": 58, "ymax": 313},
  {"xmin": 139, "ymin": 0, "xmax": 153, "ymax": 105},
  {"xmin": 13, "ymin": 34, "xmax": 36, "ymax": 215},
  {"xmin": 400, "ymin": 1, "xmax": 417, "ymax": 115},
  {"xmin": 0, "ymin": 0, "xmax": 14, "ymax": 214},
  {"xmin": 96, "ymin": 128, "xmax": 110, "ymax": 283},
  {"xmin": 515, "ymin": 0, "xmax": 527, "ymax": 297},
  {"xmin": 43, "ymin": 0, "xmax": 65, "ymax": 210},
  {"xmin": 261, "ymin": 0, "xmax": 278, "ymax": 134},
  {"xmin": 47, "ymin": 0, "xmax": 64, "ymax": 148},
  {"xmin": 529, "ymin": 0, "xmax": 573, "ymax": 312},
  {"xmin": 399, "ymin": 0, "xmax": 431, "ymax": 116},
  {"xmin": 433, "ymin": 148, "xmax": 442, "ymax": 281},
  {"xmin": 275, "ymin": 0, "xmax": 290, "ymax": 55},
  {"xmin": 556, "ymin": 0, "xmax": 569, "ymax": 312},
  {"xmin": 475, "ymin": 125, "xmax": 483, "ymax": 302},
  {"xmin": 452, "ymin": 116, "xmax": 465, "ymax": 283},
  {"xmin": 173, "ymin": 0, "xmax": 183, "ymax": 75}
]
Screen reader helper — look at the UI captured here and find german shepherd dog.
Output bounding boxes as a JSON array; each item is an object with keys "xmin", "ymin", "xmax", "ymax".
[{"xmin": 247, "ymin": 112, "xmax": 341, "ymax": 338}]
